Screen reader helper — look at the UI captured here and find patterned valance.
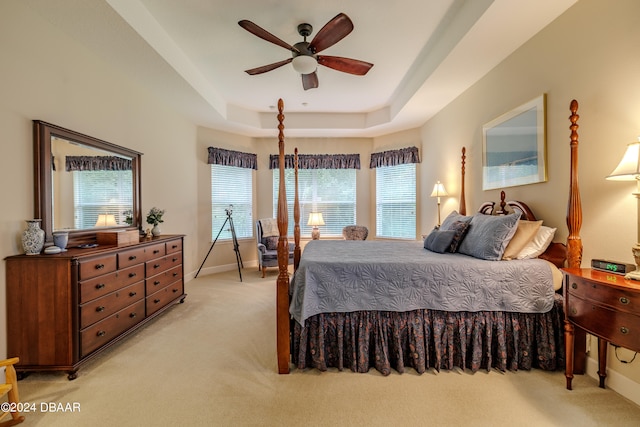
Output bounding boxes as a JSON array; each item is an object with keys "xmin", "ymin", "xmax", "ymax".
[
  {"xmin": 369, "ymin": 146, "xmax": 421, "ymax": 168},
  {"xmin": 65, "ymin": 156, "xmax": 132, "ymax": 172},
  {"xmin": 208, "ymin": 147, "xmax": 257, "ymax": 170},
  {"xmin": 270, "ymin": 153, "xmax": 360, "ymax": 169}
]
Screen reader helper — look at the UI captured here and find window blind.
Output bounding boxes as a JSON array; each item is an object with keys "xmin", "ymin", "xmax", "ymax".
[
  {"xmin": 73, "ymin": 170, "xmax": 133, "ymax": 228},
  {"xmin": 375, "ymin": 163, "xmax": 416, "ymax": 239},
  {"xmin": 211, "ymin": 164, "xmax": 253, "ymax": 240}
]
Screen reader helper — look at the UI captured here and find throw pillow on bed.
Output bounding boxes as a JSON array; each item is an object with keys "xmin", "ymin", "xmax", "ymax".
[
  {"xmin": 502, "ymin": 220, "xmax": 543, "ymax": 260},
  {"xmin": 440, "ymin": 210, "xmax": 472, "ymax": 231},
  {"xmin": 458, "ymin": 212, "xmax": 521, "ymax": 261},
  {"xmin": 515, "ymin": 225, "xmax": 557, "ymax": 259},
  {"xmin": 446, "ymin": 220, "xmax": 471, "ymax": 252},
  {"xmin": 423, "ymin": 229, "xmax": 457, "ymax": 253}
]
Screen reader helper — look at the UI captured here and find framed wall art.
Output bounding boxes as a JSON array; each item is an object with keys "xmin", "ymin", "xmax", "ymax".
[{"xmin": 482, "ymin": 94, "xmax": 547, "ymax": 190}]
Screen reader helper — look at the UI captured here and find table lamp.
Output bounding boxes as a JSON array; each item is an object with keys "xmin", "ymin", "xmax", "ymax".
[
  {"xmin": 307, "ymin": 212, "xmax": 325, "ymax": 240},
  {"xmin": 606, "ymin": 139, "xmax": 640, "ymax": 280},
  {"xmin": 430, "ymin": 181, "xmax": 449, "ymax": 227},
  {"xmin": 95, "ymin": 214, "xmax": 117, "ymax": 227}
]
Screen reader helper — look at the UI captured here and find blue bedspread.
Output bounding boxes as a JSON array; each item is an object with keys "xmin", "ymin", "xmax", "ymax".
[{"xmin": 289, "ymin": 240, "xmax": 555, "ymax": 324}]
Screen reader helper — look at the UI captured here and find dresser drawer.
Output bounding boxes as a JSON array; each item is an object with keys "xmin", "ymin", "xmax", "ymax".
[
  {"xmin": 166, "ymin": 239, "xmax": 182, "ymax": 254},
  {"xmin": 568, "ymin": 295, "xmax": 640, "ymax": 351},
  {"xmin": 146, "ymin": 265, "xmax": 183, "ymax": 294},
  {"xmin": 78, "ymin": 254, "xmax": 117, "ymax": 280},
  {"xmin": 145, "ymin": 243, "xmax": 166, "ymax": 261},
  {"xmin": 146, "ymin": 253, "xmax": 182, "ymax": 276},
  {"xmin": 118, "ymin": 246, "xmax": 147, "ymax": 269},
  {"xmin": 80, "ymin": 282, "xmax": 145, "ymax": 329},
  {"xmin": 79, "ymin": 264, "xmax": 145, "ymax": 303},
  {"xmin": 80, "ymin": 299, "xmax": 145, "ymax": 357},
  {"xmin": 146, "ymin": 282, "xmax": 184, "ymax": 316},
  {"xmin": 568, "ymin": 276, "xmax": 640, "ymax": 314}
]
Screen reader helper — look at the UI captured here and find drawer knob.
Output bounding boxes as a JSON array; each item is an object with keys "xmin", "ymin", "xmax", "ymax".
[
  {"xmin": 173, "ymin": 272, "xmax": 178, "ymax": 277},
  {"xmin": 620, "ymin": 297, "xmax": 630, "ymax": 305},
  {"xmin": 153, "ymin": 249, "xmax": 160, "ymax": 254},
  {"xmin": 154, "ymin": 298, "xmax": 161, "ymax": 304},
  {"xmin": 620, "ymin": 326, "xmax": 630, "ymax": 335},
  {"xmin": 95, "ymin": 283, "xmax": 105, "ymax": 290},
  {"xmin": 129, "ymin": 255, "xmax": 137, "ymax": 261},
  {"xmin": 95, "ymin": 263, "xmax": 105, "ymax": 270},
  {"xmin": 172, "ymin": 245, "xmax": 178, "ymax": 249},
  {"xmin": 96, "ymin": 306, "xmax": 105, "ymax": 312},
  {"xmin": 129, "ymin": 291, "xmax": 137, "ymax": 297},
  {"xmin": 129, "ymin": 312, "xmax": 137, "ymax": 318},
  {"xmin": 571, "ymin": 282, "xmax": 577, "ymax": 289},
  {"xmin": 173, "ymin": 288, "xmax": 178, "ymax": 293},
  {"xmin": 172, "ymin": 257, "xmax": 178, "ymax": 262},
  {"xmin": 154, "ymin": 264, "xmax": 161, "ymax": 269},
  {"xmin": 154, "ymin": 280, "xmax": 160, "ymax": 286},
  {"xmin": 97, "ymin": 330, "xmax": 106, "ymax": 337},
  {"xmin": 129, "ymin": 272, "xmax": 137, "ymax": 278}
]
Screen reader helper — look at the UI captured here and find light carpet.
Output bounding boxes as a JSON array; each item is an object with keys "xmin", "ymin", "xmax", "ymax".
[{"xmin": 16, "ymin": 268, "xmax": 640, "ymax": 426}]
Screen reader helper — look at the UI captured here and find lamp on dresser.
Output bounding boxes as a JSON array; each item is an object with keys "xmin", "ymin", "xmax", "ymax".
[
  {"xmin": 307, "ymin": 212, "xmax": 325, "ymax": 240},
  {"xmin": 606, "ymin": 139, "xmax": 640, "ymax": 280},
  {"xmin": 430, "ymin": 181, "xmax": 449, "ymax": 227},
  {"xmin": 95, "ymin": 214, "xmax": 117, "ymax": 227}
]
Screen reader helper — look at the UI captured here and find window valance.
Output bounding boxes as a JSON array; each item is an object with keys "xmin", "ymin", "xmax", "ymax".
[
  {"xmin": 208, "ymin": 147, "xmax": 258, "ymax": 170},
  {"xmin": 270, "ymin": 153, "xmax": 360, "ymax": 170},
  {"xmin": 369, "ymin": 146, "xmax": 420, "ymax": 168},
  {"xmin": 65, "ymin": 156, "xmax": 132, "ymax": 172}
]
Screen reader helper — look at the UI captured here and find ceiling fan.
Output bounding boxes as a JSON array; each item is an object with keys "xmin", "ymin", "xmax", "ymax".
[{"xmin": 238, "ymin": 13, "xmax": 373, "ymax": 90}]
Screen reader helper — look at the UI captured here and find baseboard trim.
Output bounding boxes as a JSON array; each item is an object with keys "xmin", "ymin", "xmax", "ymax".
[{"xmin": 586, "ymin": 356, "xmax": 640, "ymax": 406}]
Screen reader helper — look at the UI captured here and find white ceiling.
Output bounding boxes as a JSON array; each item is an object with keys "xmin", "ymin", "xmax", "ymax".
[{"xmin": 28, "ymin": 0, "xmax": 577, "ymax": 138}]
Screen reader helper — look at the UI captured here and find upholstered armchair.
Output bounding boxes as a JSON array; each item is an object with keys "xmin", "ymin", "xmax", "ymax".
[
  {"xmin": 342, "ymin": 225, "xmax": 369, "ymax": 240},
  {"xmin": 256, "ymin": 219, "xmax": 294, "ymax": 278}
]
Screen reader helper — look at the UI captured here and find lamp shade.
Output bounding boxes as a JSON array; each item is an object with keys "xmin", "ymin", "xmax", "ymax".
[
  {"xmin": 307, "ymin": 212, "xmax": 325, "ymax": 226},
  {"xmin": 430, "ymin": 181, "xmax": 449, "ymax": 198},
  {"xmin": 606, "ymin": 141, "xmax": 640, "ymax": 181},
  {"xmin": 95, "ymin": 214, "xmax": 117, "ymax": 227},
  {"xmin": 292, "ymin": 55, "xmax": 317, "ymax": 75}
]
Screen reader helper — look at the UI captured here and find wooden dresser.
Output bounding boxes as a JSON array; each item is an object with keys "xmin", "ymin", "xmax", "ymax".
[
  {"xmin": 5, "ymin": 235, "xmax": 185, "ymax": 379},
  {"xmin": 563, "ymin": 268, "xmax": 640, "ymax": 390}
]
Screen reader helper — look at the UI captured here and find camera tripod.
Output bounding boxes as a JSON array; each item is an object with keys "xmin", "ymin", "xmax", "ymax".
[{"xmin": 195, "ymin": 206, "xmax": 243, "ymax": 281}]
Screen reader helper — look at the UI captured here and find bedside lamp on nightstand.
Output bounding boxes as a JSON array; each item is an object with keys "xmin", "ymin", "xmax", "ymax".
[
  {"xmin": 606, "ymin": 139, "xmax": 640, "ymax": 280},
  {"xmin": 430, "ymin": 181, "xmax": 449, "ymax": 227}
]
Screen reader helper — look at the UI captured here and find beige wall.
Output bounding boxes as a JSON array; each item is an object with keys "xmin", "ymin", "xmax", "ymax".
[{"xmin": 418, "ymin": 0, "xmax": 640, "ymax": 389}]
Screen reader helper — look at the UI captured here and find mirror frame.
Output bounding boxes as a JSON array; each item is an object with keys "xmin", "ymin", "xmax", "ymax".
[{"xmin": 34, "ymin": 120, "xmax": 142, "ymax": 246}]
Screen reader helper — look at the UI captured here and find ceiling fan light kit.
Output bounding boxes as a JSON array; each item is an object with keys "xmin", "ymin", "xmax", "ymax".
[{"xmin": 239, "ymin": 13, "xmax": 373, "ymax": 90}]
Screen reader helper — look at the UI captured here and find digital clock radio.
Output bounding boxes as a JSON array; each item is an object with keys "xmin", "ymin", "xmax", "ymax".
[{"xmin": 591, "ymin": 259, "xmax": 636, "ymax": 275}]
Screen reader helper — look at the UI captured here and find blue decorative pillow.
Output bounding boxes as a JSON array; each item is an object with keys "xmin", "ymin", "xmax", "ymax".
[
  {"xmin": 458, "ymin": 213, "xmax": 521, "ymax": 260},
  {"xmin": 424, "ymin": 229, "xmax": 456, "ymax": 253},
  {"xmin": 440, "ymin": 210, "xmax": 472, "ymax": 231}
]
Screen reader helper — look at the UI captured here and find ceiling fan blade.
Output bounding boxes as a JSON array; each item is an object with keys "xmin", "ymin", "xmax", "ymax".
[
  {"xmin": 317, "ymin": 56, "xmax": 373, "ymax": 76},
  {"xmin": 238, "ymin": 20, "xmax": 300, "ymax": 53},
  {"xmin": 244, "ymin": 58, "xmax": 292, "ymax": 75},
  {"xmin": 302, "ymin": 72, "xmax": 319, "ymax": 90},
  {"xmin": 308, "ymin": 13, "xmax": 354, "ymax": 54}
]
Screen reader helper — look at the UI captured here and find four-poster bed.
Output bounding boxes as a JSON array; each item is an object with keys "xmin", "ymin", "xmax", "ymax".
[{"xmin": 274, "ymin": 99, "xmax": 583, "ymax": 375}]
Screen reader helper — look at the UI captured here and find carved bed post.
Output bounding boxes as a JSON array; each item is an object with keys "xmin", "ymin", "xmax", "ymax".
[
  {"xmin": 294, "ymin": 148, "xmax": 301, "ymax": 270},
  {"xmin": 459, "ymin": 147, "xmax": 467, "ymax": 215},
  {"xmin": 276, "ymin": 99, "xmax": 290, "ymax": 374},
  {"xmin": 567, "ymin": 100, "xmax": 583, "ymax": 268}
]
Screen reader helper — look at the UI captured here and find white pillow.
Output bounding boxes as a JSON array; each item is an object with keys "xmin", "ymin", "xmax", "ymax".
[{"xmin": 515, "ymin": 226, "xmax": 556, "ymax": 259}]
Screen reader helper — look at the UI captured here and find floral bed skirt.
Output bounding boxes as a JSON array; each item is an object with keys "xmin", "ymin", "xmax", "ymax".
[{"xmin": 292, "ymin": 294, "xmax": 564, "ymax": 375}]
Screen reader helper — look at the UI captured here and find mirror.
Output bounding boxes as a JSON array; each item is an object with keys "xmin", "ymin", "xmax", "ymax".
[{"xmin": 34, "ymin": 120, "xmax": 142, "ymax": 245}]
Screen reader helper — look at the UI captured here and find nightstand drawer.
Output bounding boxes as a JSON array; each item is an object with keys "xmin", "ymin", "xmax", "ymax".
[
  {"xmin": 568, "ymin": 276, "xmax": 640, "ymax": 314},
  {"xmin": 568, "ymin": 295, "xmax": 640, "ymax": 351}
]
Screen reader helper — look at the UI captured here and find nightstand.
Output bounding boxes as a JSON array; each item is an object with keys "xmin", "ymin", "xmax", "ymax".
[{"xmin": 562, "ymin": 268, "xmax": 640, "ymax": 390}]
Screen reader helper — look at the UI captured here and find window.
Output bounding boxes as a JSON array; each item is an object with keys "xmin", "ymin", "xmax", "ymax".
[
  {"xmin": 211, "ymin": 164, "xmax": 253, "ymax": 240},
  {"xmin": 273, "ymin": 168, "xmax": 356, "ymax": 237},
  {"xmin": 73, "ymin": 170, "xmax": 132, "ymax": 228},
  {"xmin": 375, "ymin": 163, "xmax": 416, "ymax": 239}
]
